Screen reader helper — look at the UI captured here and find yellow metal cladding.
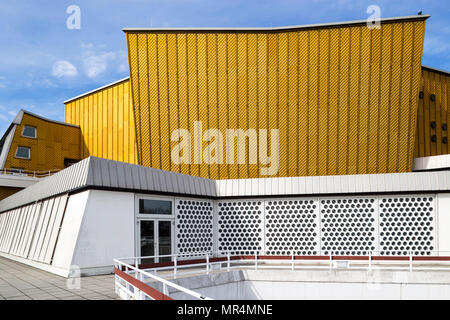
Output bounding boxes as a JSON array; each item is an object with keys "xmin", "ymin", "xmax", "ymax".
[
  {"xmin": 414, "ymin": 67, "xmax": 450, "ymax": 157},
  {"xmin": 126, "ymin": 17, "xmax": 427, "ymax": 179},
  {"xmin": 4, "ymin": 113, "xmax": 80, "ymax": 171},
  {"xmin": 0, "ymin": 187, "xmax": 22, "ymax": 201},
  {"xmin": 65, "ymin": 79, "xmax": 137, "ymax": 164}
]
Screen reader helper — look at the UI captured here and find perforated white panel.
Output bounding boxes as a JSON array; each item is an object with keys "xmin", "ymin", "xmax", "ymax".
[
  {"xmin": 320, "ymin": 197, "xmax": 378, "ymax": 256},
  {"xmin": 217, "ymin": 200, "xmax": 264, "ymax": 255},
  {"xmin": 265, "ymin": 199, "xmax": 319, "ymax": 255},
  {"xmin": 175, "ymin": 199, "xmax": 214, "ymax": 255},
  {"xmin": 379, "ymin": 195, "xmax": 436, "ymax": 256}
]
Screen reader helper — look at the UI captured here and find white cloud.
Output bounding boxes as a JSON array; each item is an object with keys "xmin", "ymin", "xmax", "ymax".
[
  {"xmin": 51, "ymin": 60, "xmax": 78, "ymax": 78},
  {"xmin": 81, "ymin": 42, "xmax": 127, "ymax": 78},
  {"xmin": 83, "ymin": 52, "xmax": 115, "ymax": 78}
]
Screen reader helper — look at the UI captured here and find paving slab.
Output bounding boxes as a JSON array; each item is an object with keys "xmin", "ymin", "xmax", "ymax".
[{"xmin": 0, "ymin": 256, "xmax": 117, "ymax": 300}]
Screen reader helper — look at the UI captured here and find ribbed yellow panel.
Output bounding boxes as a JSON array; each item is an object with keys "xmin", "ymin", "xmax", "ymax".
[
  {"xmin": 126, "ymin": 18, "xmax": 427, "ymax": 178},
  {"xmin": 368, "ymin": 27, "xmax": 381, "ymax": 173},
  {"xmin": 414, "ymin": 67, "xmax": 450, "ymax": 157},
  {"xmin": 337, "ymin": 27, "xmax": 350, "ymax": 175},
  {"xmin": 64, "ymin": 79, "xmax": 137, "ymax": 164},
  {"xmin": 5, "ymin": 113, "xmax": 80, "ymax": 171}
]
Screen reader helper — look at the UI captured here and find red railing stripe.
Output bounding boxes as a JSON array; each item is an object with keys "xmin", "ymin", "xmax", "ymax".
[{"xmin": 114, "ymin": 267, "xmax": 173, "ymax": 300}]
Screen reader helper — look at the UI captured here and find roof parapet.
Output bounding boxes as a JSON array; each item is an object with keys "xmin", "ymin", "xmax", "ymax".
[{"xmin": 123, "ymin": 15, "xmax": 430, "ymax": 33}]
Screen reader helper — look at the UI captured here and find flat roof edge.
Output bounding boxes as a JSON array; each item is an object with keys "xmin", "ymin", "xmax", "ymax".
[
  {"xmin": 123, "ymin": 15, "xmax": 430, "ymax": 32},
  {"xmin": 422, "ymin": 65, "xmax": 450, "ymax": 76},
  {"xmin": 20, "ymin": 110, "xmax": 80, "ymax": 128},
  {"xmin": 64, "ymin": 77, "xmax": 130, "ymax": 104}
]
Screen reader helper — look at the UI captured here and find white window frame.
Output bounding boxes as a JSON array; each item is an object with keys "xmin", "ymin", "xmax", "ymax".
[
  {"xmin": 21, "ymin": 125, "xmax": 37, "ymax": 139},
  {"xmin": 15, "ymin": 146, "xmax": 31, "ymax": 160},
  {"xmin": 135, "ymin": 195, "xmax": 175, "ymax": 260},
  {"xmin": 135, "ymin": 194, "xmax": 175, "ymax": 219}
]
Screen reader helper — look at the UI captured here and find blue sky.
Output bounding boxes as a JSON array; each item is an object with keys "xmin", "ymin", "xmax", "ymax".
[{"xmin": 0, "ymin": 0, "xmax": 448, "ymax": 136}]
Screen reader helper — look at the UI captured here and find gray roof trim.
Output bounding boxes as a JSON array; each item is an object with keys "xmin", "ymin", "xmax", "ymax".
[
  {"xmin": 422, "ymin": 65, "xmax": 450, "ymax": 76},
  {"xmin": 18, "ymin": 109, "xmax": 79, "ymax": 128},
  {"xmin": 215, "ymin": 171, "xmax": 450, "ymax": 197},
  {"xmin": 0, "ymin": 156, "xmax": 448, "ymax": 213},
  {"xmin": 64, "ymin": 77, "xmax": 130, "ymax": 104},
  {"xmin": 123, "ymin": 15, "xmax": 429, "ymax": 32}
]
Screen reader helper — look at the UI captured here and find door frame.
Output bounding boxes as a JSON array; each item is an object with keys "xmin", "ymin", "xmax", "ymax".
[
  {"xmin": 135, "ymin": 195, "xmax": 175, "ymax": 262},
  {"xmin": 136, "ymin": 218, "xmax": 175, "ymax": 263}
]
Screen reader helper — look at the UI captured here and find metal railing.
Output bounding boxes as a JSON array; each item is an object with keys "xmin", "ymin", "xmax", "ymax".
[
  {"xmin": 0, "ymin": 168, "xmax": 60, "ymax": 178},
  {"xmin": 114, "ymin": 250, "xmax": 450, "ymax": 300},
  {"xmin": 113, "ymin": 257, "xmax": 213, "ymax": 300}
]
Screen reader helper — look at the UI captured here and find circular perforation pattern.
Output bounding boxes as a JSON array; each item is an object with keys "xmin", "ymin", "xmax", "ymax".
[
  {"xmin": 320, "ymin": 198, "xmax": 377, "ymax": 256},
  {"xmin": 265, "ymin": 199, "xmax": 319, "ymax": 255},
  {"xmin": 379, "ymin": 196, "xmax": 435, "ymax": 256},
  {"xmin": 218, "ymin": 201, "xmax": 263, "ymax": 255},
  {"xmin": 176, "ymin": 199, "xmax": 214, "ymax": 255}
]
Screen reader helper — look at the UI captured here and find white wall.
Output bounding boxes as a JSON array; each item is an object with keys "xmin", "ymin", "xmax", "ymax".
[
  {"xmin": 437, "ymin": 193, "xmax": 450, "ymax": 254},
  {"xmin": 70, "ymin": 190, "xmax": 135, "ymax": 275},
  {"xmin": 52, "ymin": 191, "xmax": 90, "ymax": 274},
  {"xmin": 168, "ymin": 270, "xmax": 450, "ymax": 300}
]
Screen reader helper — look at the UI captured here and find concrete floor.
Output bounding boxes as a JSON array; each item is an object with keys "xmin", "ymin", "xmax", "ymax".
[{"xmin": 0, "ymin": 256, "xmax": 118, "ymax": 300}]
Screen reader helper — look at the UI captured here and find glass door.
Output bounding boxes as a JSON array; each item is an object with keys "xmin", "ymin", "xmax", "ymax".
[
  {"xmin": 138, "ymin": 219, "xmax": 173, "ymax": 263},
  {"xmin": 158, "ymin": 220, "xmax": 172, "ymax": 262},
  {"xmin": 139, "ymin": 220, "xmax": 155, "ymax": 264}
]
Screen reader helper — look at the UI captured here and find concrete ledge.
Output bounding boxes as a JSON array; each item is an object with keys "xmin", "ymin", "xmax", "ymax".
[
  {"xmin": 0, "ymin": 174, "xmax": 38, "ymax": 188},
  {"xmin": 147, "ymin": 269, "xmax": 450, "ymax": 300}
]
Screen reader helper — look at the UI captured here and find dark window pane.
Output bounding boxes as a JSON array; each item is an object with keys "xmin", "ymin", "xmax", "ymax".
[
  {"xmin": 140, "ymin": 220, "xmax": 154, "ymax": 264},
  {"xmin": 16, "ymin": 147, "xmax": 30, "ymax": 159},
  {"xmin": 158, "ymin": 221, "xmax": 171, "ymax": 262},
  {"xmin": 22, "ymin": 126, "xmax": 36, "ymax": 138},
  {"xmin": 139, "ymin": 199, "xmax": 172, "ymax": 215}
]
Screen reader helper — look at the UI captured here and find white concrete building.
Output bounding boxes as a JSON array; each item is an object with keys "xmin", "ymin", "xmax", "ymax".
[{"xmin": 0, "ymin": 156, "xmax": 448, "ymax": 279}]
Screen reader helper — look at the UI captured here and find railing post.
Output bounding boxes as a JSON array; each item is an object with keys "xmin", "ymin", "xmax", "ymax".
[
  {"xmin": 409, "ymin": 251, "xmax": 413, "ymax": 272},
  {"xmin": 291, "ymin": 252, "xmax": 294, "ymax": 271},
  {"xmin": 227, "ymin": 252, "xmax": 230, "ymax": 272},
  {"xmin": 163, "ymin": 283, "xmax": 168, "ymax": 297},
  {"xmin": 140, "ymin": 273, "xmax": 145, "ymax": 300},
  {"xmin": 329, "ymin": 252, "xmax": 333, "ymax": 271},
  {"xmin": 206, "ymin": 253, "xmax": 210, "ymax": 274},
  {"xmin": 255, "ymin": 251, "xmax": 258, "ymax": 270},
  {"xmin": 369, "ymin": 252, "xmax": 372, "ymax": 272},
  {"xmin": 174, "ymin": 256, "xmax": 177, "ymax": 279}
]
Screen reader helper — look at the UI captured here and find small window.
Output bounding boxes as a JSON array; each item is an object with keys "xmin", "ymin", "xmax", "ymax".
[
  {"xmin": 139, "ymin": 199, "xmax": 172, "ymax": 215},
  {"xmin": 22, "ymin": 126, "xmax": 37, "ymax": 138},
  {"xmin": 15, "ymin": 146, "xmax": 30, "ymax": 159}
]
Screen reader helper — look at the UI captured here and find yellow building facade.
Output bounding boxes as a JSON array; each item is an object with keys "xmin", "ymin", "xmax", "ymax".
[
  {"xmin": 64, "ymin": 78, "xmax": 137, "ymax": 165},
  {"xmin": 414, "ymin": 66, "xmax": 450, "ymax": 158},
  {"xmin": 0, "ymin": 187, "xmax": 22, "ymax": 201},
  {"xmin": 0, "ymin": 110, "xmax": 81, "ymax": 173},
  {"xmin": 124, "ymin": 16, "xmax": 427, "ymax": 179}
]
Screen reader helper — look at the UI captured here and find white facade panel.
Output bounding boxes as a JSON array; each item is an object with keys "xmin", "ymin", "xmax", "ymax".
[
  {"xmin": 70, "ymin": 190, "xmax": 135, "ymax": 272},
  {"xmin": 437, "ymin": 193, "xmax": 450, "ymax": 254},
  {"xmin": 52, "ymin": 191, "xmax": 90, "ymax": 272}
]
